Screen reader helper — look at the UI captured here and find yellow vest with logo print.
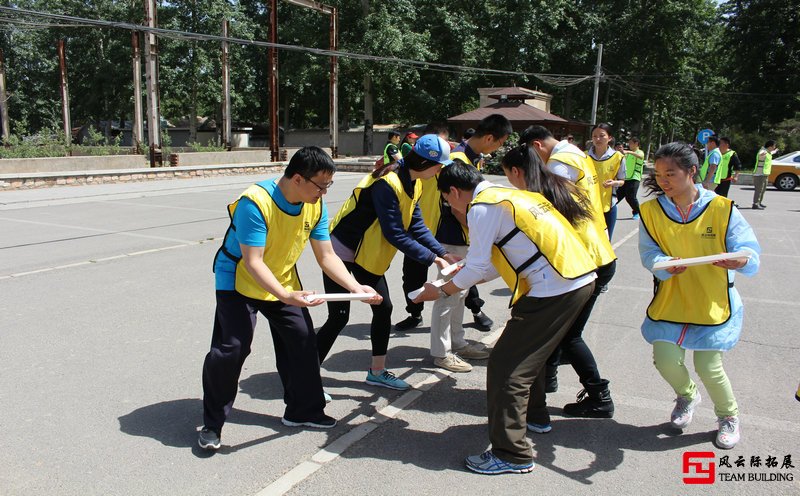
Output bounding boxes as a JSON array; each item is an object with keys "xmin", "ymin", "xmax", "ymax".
[
  {"xmin": 549, "ymin": 149, "xmax": 617, "ymax": 267},
  {"xmin": 590, "ymin": 151, "xmax": 624, "ymax": 213},
  {"xmin": 231, "ymin": 183, "xmax": 322, "ymax": 301},
  {"xmin": 470, "ymin": 187, "xmax": 597, "ymax": 307},
  {"xmin": 330, "ymin": 170, "xmax": 422, "ymax": 276},
  {"xmin": 640, "ymin": 195, "xmax": 733, "ymax": 326}
]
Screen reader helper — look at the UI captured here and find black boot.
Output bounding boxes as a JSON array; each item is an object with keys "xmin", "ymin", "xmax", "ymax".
[
  {"xmin": 545, "ymin": 365, "xmax": 558, "ymax": 393},
  {"xmin": 562, "ymin": 379, "xmax": 614, "ymax": 418}
]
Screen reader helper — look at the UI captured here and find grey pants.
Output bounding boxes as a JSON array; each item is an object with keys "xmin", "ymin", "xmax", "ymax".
[{"xmin": 753, "ymin": 175, "xmax": 768, "ymax": 205}]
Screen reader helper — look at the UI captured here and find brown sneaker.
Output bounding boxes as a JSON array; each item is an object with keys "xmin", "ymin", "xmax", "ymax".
[
  {"xmin": 434, "ymin": 353, "xmax": 473, "ymax": 372},
  {"xmin": 454, "ymin": 343, "xmax": 490, "ymax": 360}
]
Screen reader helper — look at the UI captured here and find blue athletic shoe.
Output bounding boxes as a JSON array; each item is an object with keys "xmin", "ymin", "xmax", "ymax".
[
  {"xmin": 365, "ymin": 369, "xmax": 410, "ymax": 391},
  {"xmin": 526, "ymin": 422, "xmax": 552, "ymax": 434},
  {"xmin": 465, "ymin": 450, "xmax": 534, "ymax": 474},
  {"xmin": 323, "ymin": 390, "xmax": 332, "ymax": 403},
  {"xmin": 632, "ymin": 213, "xmax": 640, "ymax": 220}
]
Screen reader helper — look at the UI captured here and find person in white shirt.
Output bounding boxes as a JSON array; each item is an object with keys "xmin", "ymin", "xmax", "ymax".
[{"xmin": 413, "ymin": 161, "xmax": 596, "ymax": 475}]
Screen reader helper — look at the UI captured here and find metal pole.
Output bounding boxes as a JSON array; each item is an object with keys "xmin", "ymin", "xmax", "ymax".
[
  {"xmin": 221, "ymin": 19, "xmax": 232, "ymax": 149},
  {"xmin": 131, "ymin": 31, "xmax": 144, "ymax": 153},
  {"xmin": 268, "ymin": 0, "xmax": 279, "ymax": 161},
  {"xmin": 57, "ymin": 40, "xmax": 71, "ymax": 146},
  {"xmin": 329, "ymin": 8, "xmax": 338, "ymax": 158},
  {"xmin": 144, "ymin": 0, "xmax": 161, "ymax": 166},
  {"xmin": 0, "ymin": 49, "xmax": 10, "ymax": 143},
  {"xmin": 590, "ymin": 43, "xmax": 603, "ymax": 126}
]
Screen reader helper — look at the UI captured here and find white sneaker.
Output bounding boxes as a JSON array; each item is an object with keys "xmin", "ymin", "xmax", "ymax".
[
  {"xmin": 716, "ymin": 416, "xmax": 740, "ymax": 449},
  {"xmin": 434, "ymin": 353, "xmax": 472, "ymax": 373},
  {"xmin": 670, "ymin": 392, "xmax": 701, "ymax": 429},
  {"xmin": 453, "ymin": 343, "xmax": 490, "ymax": 360}
]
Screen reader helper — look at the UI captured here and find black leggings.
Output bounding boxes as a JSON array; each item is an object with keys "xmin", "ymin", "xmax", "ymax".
[
  {"xmin": 620, "ymin": 180, "xmax": 640, "ymax": 215},
  {"xmin": 317, "ymin": 261, "xmax": 393, "ymax": 362},
  {"xmin": 547, "ymin": 260, "xmax": 616, "ymax": 385}
]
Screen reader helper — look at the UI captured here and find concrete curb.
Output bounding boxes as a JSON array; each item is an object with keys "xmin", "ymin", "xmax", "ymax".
[{"xmin": 0, "ymin": 158, "xmax": 378, "ymax": 191}]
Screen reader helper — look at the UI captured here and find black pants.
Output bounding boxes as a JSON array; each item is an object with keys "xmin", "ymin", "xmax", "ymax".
[
  {"xmin": 401, "ymin": 255, "xmax": 429, "ymax": 316},
  {"xmin": 317, "ymin": 261, "xmax": 393, "ymax": 361},
  {"xmin": 401, "ymin": 254, "xmax": 484, "ymax": 316},
  {"xmin": 620, "ymin": 179, "xmax": 640, "ymax": 215},
  {"xmin": 202, "ymin": 290, "xmax": 325, "ymax": 433},
  {"xmin": 547, "ymin": 260, "xmax": 616, "ymax": 385},
  {"xmin": 715, "ymin": 180, "xmax": 732, "ymax": 198}
]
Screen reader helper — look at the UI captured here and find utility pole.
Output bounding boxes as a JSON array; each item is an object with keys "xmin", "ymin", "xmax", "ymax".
[
  {"xmin": 131, "ymin": 31, "xmax": 144, "ymax": 153},
  {"xmin": 590, "ymin": 43, "xmax": 603, "ymax": 126},
  {"xmin": 144, "ymin": 0, "xmax": 162, "ymax": 166},
  {"xmin": 57, "ymin": 40, "xmax": 71, "ymax": 147},
  {"xmin": 0, "ymin": 49, "xmax": 10, "ymax": 143},
  {"xmin": 221, "ymin": 19, "xmax": 232, "ymax": 149},
  {"xmin": 268, "ymin": 0, "xmax": 279, "ymax": 161},
  {"xmin": 329, "ymin": 7, "xmax": 338, "ymax": 158}
]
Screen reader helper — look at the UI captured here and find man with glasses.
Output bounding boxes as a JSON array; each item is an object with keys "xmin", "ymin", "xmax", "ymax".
[{"xmin": 199, "ymin": 146, "xmax": 381, "ymax": 450}]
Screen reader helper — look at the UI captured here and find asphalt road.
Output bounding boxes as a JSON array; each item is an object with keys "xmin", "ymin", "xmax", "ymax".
[{"xmin": 0, "ymin": 173, "xmax": 798, "ymax": 496}]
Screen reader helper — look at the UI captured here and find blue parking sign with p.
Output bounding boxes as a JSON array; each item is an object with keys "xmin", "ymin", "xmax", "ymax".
[{"xmin": 697, "ymin": 129, "xmax": 714, "ymax": 145}]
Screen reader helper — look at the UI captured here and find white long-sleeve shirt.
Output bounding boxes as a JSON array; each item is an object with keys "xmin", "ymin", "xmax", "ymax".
[{"xmin": 451, "ymin": 181, "xmax": 597, "ymax": 298}]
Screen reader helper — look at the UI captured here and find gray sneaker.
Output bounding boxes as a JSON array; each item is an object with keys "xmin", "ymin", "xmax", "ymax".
[
  {"xmin": 670, "ymin": 393, "xmax": 701, "ymax": 429},
  {"xmin": 434, "ymin": 353, "xmax": 472, "ymax": 373},
  {"xmin": 198, "ymin": 427, "xmax": 221, "ymax": 450},
  {"xmin": 716, "ymin": 416, "xmax": 740, "ymax": 449},
  {"xmin": 453, "ymin": 343, "xmax": 490, "ymax": 360}
]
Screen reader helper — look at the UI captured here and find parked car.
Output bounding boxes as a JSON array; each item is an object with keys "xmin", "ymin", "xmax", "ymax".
[{"xmin": 770, "ymin": 151, "xmax": 800, "ymax": 191}]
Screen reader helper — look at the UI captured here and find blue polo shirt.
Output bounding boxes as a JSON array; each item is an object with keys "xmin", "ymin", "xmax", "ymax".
[{"xmin": 214, "ymin": 179, "xmax": 330, "ymax": 290}]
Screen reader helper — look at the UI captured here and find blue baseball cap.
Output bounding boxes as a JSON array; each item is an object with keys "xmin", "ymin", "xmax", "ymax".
[{"xmin": 412, "ymin": 134, "xmax": 453, "ymax": 165}]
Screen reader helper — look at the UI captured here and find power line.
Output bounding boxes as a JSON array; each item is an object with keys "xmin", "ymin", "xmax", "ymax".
[{"xmin": 0, "ymin": 6, "xmax": 589, "ymax": 86}]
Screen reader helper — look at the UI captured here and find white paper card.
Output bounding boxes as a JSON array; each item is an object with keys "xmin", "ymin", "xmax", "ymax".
[
  {"xmin": 652, "ymin": 251, "xmax": 751, "ymax": 270},
  {"xmin": 303, "ymin": 293, "xmax": 376, "ymax": 302}
]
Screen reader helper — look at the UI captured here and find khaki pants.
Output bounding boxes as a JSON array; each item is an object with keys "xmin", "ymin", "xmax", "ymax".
[
  {"xmin": 486, "ymin": 283, "xmax": 594, "ymax": 464},
  {"xmin": 753, "ymin": 175, "xmax": 768, "ymax": 205}
]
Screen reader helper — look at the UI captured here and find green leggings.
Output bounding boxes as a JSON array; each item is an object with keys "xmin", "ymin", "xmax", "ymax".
[{"xmin": 653, "ymin": 341, "xmax": 738, "ymax": 417}]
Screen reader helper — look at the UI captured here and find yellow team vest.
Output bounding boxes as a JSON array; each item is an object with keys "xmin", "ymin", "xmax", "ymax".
[
  {"xmin": 471, "ymin": 187, "xmax": 597, "ymax": 307},
  {"xmin": 230, "ymin": 184, "xmax": 322, "ymax": 301},
  {"xmin": 331, "ymin": 170, "xmax": 422, "ymax": 275},
  {"xmin": 590, "ymin": 151, "xmax": 624, "ymax": 212},
  {"xmin": 419, "ymin": 151, "xmax": 471, "ymax": 242},
  {"xmin": 549, "ymin": 149, "xmax": 617, "ymax": 267},
  {"xmin": 640, "ymin": 196, "xmax": 733, "ymax": 326}
]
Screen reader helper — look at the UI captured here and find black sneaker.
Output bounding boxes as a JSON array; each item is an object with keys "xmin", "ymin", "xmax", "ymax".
[
  {"xmin": 198, "ymin": 427, "xmax": 221, "ymax": 450},
  {"xmin": 472, "ymin": 311, "xmax": 493, "ymax": 332},
  {"xmin": 281, "ymin": 414, "xmax": 337, "ymax": 429},
  {"xmin": 759, "ymin": 203, "xmax": 767, "ymax": 209},
  {"xmin": 395, "ymin": 314, "xmax": 422, "ymax": 331},
  {"xmin": 752, "ymin": 204, "xmax": 764, "ymax": 210}
]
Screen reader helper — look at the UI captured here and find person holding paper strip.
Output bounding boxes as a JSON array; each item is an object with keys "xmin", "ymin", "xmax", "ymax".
[
  {"xmin": 317, "ymin": 135, "xmax": 460, "ymax": 391},
  {"xmin": 199, "ymin": 147, "xmax": 382, "ymax": 450},
  {"xmin": 639, "ymin": 142, "xmax": 761, "ymax": 450},
  {"xmin": 413, "ymin": 161, "xmax": 596, "ymax": 474}
]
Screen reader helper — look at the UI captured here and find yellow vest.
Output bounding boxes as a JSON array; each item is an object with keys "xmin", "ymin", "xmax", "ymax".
[
  {"xmin": 590, "ymin": 151, "xmax": 624, "ymax": 212},
  {"xmin": 640, "ymin": 196, "xmax": 733, "ymax": 326},
  {"xmin": 549, "ymin": 149, "xmax": 617, "ymax": 266},
  {"xmin": 418, "ymin": 175, "xmax": 441, "ymax": 232},
  {"xmin": 471, "ymin": 187, "xmax": 597, "ymax": 307},
  {"xmin": 231, "ymin": 183, "xmax": 322, "ymax": 301},
  {"xmin": 419, "ymin": 151, "xmax": 471, "ymax": 242},
  {"xmin": 331, "ymin": 170, "xmax": 421, "ymax": 275}
]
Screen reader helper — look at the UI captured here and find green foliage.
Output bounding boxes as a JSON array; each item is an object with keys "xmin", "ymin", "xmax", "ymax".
[
  {"xmin": 187, "ymin": 141, "xmax": 227, "ymax": 152},
  {"xmin": 0, "ymin": 0, "xmax": 797, "ymax": 153},
  {"xmin": 0, "ymin": 125, "xmax": 68, "ymax": 158}
]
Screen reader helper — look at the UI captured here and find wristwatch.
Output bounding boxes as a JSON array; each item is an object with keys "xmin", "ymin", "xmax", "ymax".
[{"xmin": 438, "ymin": 286, "xmax": 450, "ymax": 298}]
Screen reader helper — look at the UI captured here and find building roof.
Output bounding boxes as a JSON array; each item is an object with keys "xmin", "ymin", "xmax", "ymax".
[{"xmin": 448, "ymin": 100, "xmax": 568, "ymax": 123}]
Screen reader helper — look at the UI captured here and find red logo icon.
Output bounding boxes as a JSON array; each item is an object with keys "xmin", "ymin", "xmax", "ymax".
[{"xmin": 683, "ymin": 451, "xmax": 716, "ymax": 484}]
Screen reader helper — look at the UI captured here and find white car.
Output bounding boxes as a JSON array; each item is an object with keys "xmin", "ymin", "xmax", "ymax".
[{"xmin": 770, "ymin": 151, "xmax": 800, "ymax": 191}]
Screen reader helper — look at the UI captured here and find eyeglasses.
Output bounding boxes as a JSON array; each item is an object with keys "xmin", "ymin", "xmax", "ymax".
[{"xmin": 304, "ymin": 176, "xmax": 334, "ymax": 192}]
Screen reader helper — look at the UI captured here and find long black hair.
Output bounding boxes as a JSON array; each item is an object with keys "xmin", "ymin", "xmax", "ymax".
[
  {"xmin": 501, "ymin": 144, "xmax": 592, "ymax": 227},
  {"xmin": 642, "ymin": 141, "xmax": 699, "ymax": 196}
]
